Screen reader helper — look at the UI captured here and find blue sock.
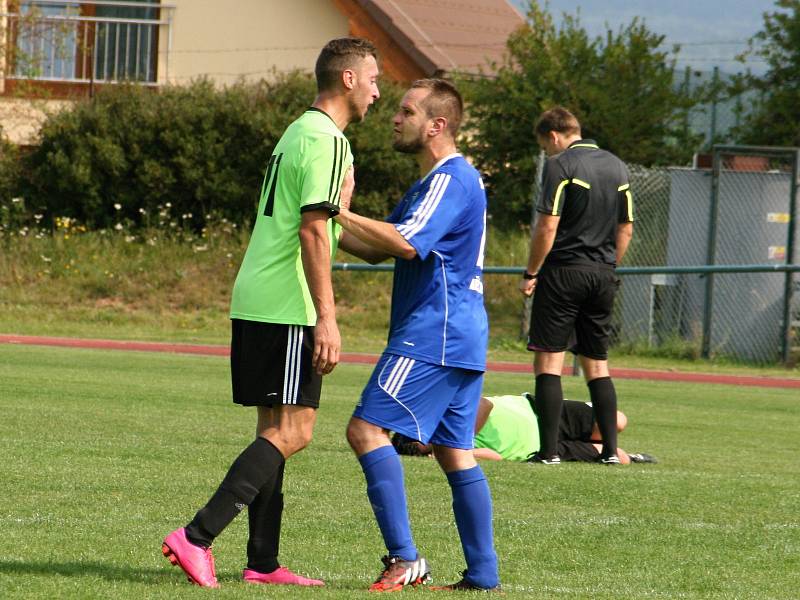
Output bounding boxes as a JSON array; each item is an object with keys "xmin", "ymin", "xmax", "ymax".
[
  {"xmin": 447, "ymin": 466, "xmax": 499, "ymax": 589},
  {"xmin": 358, "ymin": 445, "xmax": 417, "ymax": 561}
]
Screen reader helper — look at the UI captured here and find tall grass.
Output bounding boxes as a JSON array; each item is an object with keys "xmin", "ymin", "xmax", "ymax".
[{"xmin": 0, "ymin": 216, "xmax": 533, "ymax": 352}]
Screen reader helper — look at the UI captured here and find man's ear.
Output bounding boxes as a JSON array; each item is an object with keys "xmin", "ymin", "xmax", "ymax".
[
  {"xmin": 342, "ymin": 69, "xmax": 356, "ymax": 91},
  {"xmin": 429, "ymin": 116, "xmax": 448, "ymax": 137}
]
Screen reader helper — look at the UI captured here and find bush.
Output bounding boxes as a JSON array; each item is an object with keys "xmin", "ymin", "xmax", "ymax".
[{"xmin": 20, "ymin": 73, "xmax": 416, "ymax": 230}]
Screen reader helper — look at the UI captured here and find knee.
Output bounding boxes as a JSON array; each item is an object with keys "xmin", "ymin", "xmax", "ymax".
[
  {"xmin": 265, "ymin": 427, "xmax": 313, "ymax": 457},
  {"xmin": 346, "ymin": 419, "xmax": 382, "ymax": 455},
  {"xmin": 346, "ymin": 420, "xmax": 366, "ymax": 451},
  {"xmin": 616, "ymin": 411, "xmax": 627, "ymax": 432}
]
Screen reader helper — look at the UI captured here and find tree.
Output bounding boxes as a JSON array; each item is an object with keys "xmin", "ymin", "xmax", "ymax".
[
  {"xmin": 457, "ymin": 1, "xmax": 701, "ymax": 228},
  {"xmin": 732, "ymin": 0, "xmax": 800, "ymax": 146}
]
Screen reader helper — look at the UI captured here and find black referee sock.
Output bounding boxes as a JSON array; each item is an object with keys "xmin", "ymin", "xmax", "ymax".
[
  {"xmin": 185, "ymin": 437, "xmax": 285, "ymax": 548},
  {"xmin": 246, "ymin": 461, "xmax": 285, "ymax": 573},
  {"xmin": 533, "ymin": 374, "xmax": 563, "ymax": 458},
  {"xmin": 588, "ymin": 376, "xmax": 618, "ymax": 459}
]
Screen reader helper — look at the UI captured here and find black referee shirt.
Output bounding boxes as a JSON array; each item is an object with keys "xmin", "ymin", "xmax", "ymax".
[{"xmin": 536, "ymin": 139, "xmax": 634, "ymax": 267}]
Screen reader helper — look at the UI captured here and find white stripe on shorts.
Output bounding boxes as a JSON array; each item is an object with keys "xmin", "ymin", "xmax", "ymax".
[
  {"xmin": 376, "ymin": 355, "xmax": 422, "ymax": 439},
  {"xmin": 282, "ymin": 326, "xmax": 303, "ymax": 404}
]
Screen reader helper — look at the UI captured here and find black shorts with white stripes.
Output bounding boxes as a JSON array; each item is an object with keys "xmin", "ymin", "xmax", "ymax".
[{"xmin": 230, "ymin": 319, "xmax": 322, "ymax": 408}]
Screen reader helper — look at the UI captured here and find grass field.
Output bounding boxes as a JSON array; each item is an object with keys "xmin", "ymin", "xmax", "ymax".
[{"xmin": 1, "ymin": 345, "xmax": 798, "ymax": 599}]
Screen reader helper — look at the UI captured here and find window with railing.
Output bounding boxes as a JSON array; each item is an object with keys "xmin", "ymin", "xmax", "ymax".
[{"xmin": 3, "ymin": 0, "xmax": 174, "ymax": 85}]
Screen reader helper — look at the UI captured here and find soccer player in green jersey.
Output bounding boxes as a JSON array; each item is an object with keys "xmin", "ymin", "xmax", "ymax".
[{"xmin": 162, "ymin": 37, "xmax": 380, "ymax": 588}]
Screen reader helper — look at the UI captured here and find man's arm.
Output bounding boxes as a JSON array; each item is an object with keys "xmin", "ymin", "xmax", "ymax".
[
  {"xmin": 519, "ymin": 213, "xmax": 560, "ymax": 297},
  {"xmin": 299, "ymin": 210, "xmax": 339, "ymax": 375},
  {"xmin": 339, "ymin": 231, "xmax": 392, "ymax": 264},
  {"xmin": 475, "ymin": 397, "xmax": 494, "ymax": 433},
  {"xmin": 616, "ymin": 222, "xmax": 633, "ymax": 265},
  {"xmin": 472, "ymin": 448, "xmax": 503, "ymax": 461},
  {"xmin": 335, "ymin": 207, "xmax": 416, "ymax": 260}
]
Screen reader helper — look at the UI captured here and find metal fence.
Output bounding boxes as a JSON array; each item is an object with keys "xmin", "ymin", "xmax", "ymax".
[
  {"xmin": 3, "ymin": 0, "xmax": 174, "ymax": 84},
  {"xmin": 600, "ymin": 145, "xmax": 799, "ymax": 364},
  {"xmin": 336, "ymin": 145, "xmax": 800, "ymax": 365}
]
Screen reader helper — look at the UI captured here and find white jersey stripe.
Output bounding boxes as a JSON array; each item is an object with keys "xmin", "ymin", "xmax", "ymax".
[
  {"xmin": 397, "ymin": 172, "xmax": 447, "ymax": 239},
  {"xmin": 432, "ymin": 251, "xmax": 448, "ymax": 365},
  {"xmin": 396, "ymin": 173, "xmax": 442, "ymax": 237},
  {"xmin": 403, "ymin": 173, "xmax": 450, "ymax": 240},
  {"xmin": 396, "ymin": 174, "xmax": 439, "ymax": 237},
  {"xmin": 396, "ymin": 173, "xmax": 450, "ymax": 240}
]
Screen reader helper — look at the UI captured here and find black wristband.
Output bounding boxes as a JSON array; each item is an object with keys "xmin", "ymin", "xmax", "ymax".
[{"xmin": 523, "ymin": 270, "xmax": 538, "ymax": 280}]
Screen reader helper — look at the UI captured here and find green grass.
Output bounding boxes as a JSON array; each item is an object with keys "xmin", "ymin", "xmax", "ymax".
[{"xmin": 1, "ymin": 345, "xmax": 798, "ymax": 599}]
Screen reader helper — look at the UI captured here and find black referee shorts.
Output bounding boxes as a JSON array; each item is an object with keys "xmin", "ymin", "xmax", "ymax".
[
  {"xmin": 557, "ymin": 400, "xmax": 599, "ymax": 462},
  {"xmin": 528, "ymin": 263, "xmax": 620, "ymax": 360},
  {"xmin": 230, "ymin": 319, "xmax": 322, "ymax": 408},
  {"xmin": 559, "ymin": 399, "xmax": 595, "ymax": 442}
]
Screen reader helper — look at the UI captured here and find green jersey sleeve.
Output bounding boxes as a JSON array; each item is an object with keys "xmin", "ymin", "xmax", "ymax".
[{"xmin": 298, "ymin": 134, "xmax": 353, "ymax": 215}]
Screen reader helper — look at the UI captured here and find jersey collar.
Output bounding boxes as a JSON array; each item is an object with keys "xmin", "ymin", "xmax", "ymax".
[
  {"xmin": 568, "ymin": 139, "xmax": 599, "ymax": 150},
  {"xmin": 305, "ymin": 106, "xmax": 337, "ymax": 127},
  {"xmin": 421, "ymin": 152, "xmax": 462, "ymax": 183}
]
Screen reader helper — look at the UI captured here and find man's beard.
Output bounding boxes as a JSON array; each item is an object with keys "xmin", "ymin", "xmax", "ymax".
[{"xmin": 393, "ymin": 135, "xmax": 424, "ymax": 154}]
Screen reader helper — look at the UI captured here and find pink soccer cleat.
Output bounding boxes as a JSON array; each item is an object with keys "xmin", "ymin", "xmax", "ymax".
[
  {"xmin": 243, "ymin": 566, "xmax": 324, "ymax": 586},
  {"xmin": 161, "ymin": 527, "xmax": 219, "ymax": 588}
]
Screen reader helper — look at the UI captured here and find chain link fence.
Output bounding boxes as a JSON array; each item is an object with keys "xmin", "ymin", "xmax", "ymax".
[{"xmin": 615, "ymin": 146, "xmax": 799, "ymax": 364}]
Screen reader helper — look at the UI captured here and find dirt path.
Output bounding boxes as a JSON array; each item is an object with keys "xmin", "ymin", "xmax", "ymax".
[{"xmin": 2, "ymin": 334, "xmax": 799, "ymax": 389}]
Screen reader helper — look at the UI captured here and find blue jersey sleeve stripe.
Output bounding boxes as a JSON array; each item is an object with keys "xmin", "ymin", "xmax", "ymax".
[
  {"xmin": 396, "ymin": 173, "xmax": 444, "ymax": 237},
  {"xmin": 396, "ymin": 173, "xmax": 445, "ymax": 237},
  {"xmin": 397, "ymin": 173, "xmax": 451, "ymax": 240}
]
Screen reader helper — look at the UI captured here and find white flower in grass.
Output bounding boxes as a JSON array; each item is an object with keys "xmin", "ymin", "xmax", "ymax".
[
  {"xmin": 114, "ymin": 223, "xmax": 123, "ymax": 231},
  {"xmin": 114, "ymin": 203, "xmax": 122, "ymax": 210}
]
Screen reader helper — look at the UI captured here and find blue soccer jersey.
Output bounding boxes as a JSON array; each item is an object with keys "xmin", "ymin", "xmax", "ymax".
[{"xmin": 385, "ymin": 153, "xmax": 488, "ymax": 371}]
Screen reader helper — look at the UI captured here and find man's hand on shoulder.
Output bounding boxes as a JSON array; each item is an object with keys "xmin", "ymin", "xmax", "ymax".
[{"xmin": 312, "ymin": 313, "xmax": 340, "ymax": 375}]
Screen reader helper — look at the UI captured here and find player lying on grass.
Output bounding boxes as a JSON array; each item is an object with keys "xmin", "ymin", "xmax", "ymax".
[{"xmin": 392, "ymin": 394, "xmax": 657, "ymax": 465}]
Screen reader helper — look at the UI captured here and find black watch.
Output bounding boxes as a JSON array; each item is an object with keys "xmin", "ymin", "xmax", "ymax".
[{"xmin": 523, "ymin": 270, "xmax": 538, "ymax": 280}]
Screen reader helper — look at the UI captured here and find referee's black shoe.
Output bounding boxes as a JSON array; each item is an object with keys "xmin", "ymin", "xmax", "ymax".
[
  {"xmin": 526, "ymin": 452, "xmax": 561, "ymax": 465},
  {"xmin": 628, "ymin": 452, "xmax": 658, "ymax": 464}
]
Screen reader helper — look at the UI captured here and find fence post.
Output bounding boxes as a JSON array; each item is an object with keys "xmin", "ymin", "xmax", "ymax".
[
  {"xmin": 782, "ymin": 151, "xmax": 799, "ymax": 364},
  {"xmin": 708, "ymin": 66, "xmax": 720, "ymax": 148},
  {"xmin": 701, "ymin": 147, "xmax": 721, "ymax": 358}
]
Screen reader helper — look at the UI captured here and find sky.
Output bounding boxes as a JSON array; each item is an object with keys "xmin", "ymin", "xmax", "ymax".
[{"xmin": 509, "ymin": 0, "xmax": 779, "ymax": 74}]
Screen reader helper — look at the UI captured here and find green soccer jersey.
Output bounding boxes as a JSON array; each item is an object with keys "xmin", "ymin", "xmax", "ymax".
[
  {"xmin": 474, "ymin": 395, "xmax": 540, "ymax": 461},
  {"xmin": 230, "ymin": 108, "xmax": 353, "ymax": 325}
]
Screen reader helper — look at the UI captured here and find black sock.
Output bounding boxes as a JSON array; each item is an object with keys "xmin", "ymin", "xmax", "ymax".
[
  {"xmin": 588, "ymin": 377, "xmax": 618, "ymax": 459},
  {"xmin": 185, "ymin": 437, "xmax": 285, "ymax": 548},
  {"xmin": 534, "ymin": 374, "xmax": 563, "ymax": 458},
  {"xmin": 246, "ymin": 461, "xmax": 285, "ymax": 573}
]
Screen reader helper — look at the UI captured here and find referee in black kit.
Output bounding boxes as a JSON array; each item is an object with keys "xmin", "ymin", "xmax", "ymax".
[{"xmin": 519, "ymin": 107, "xmax": 634, "ymax": 465}]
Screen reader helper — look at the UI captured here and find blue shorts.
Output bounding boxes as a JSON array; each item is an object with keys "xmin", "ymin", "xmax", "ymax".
[{"xmin": 353, "ymin": 353, "xmax": 484, "ymax": 449}]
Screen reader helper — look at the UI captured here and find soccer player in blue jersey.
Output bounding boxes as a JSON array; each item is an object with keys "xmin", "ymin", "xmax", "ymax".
[{"xmin": 334, "ymin": 79, "xmax": 499, "ymax": 592}]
